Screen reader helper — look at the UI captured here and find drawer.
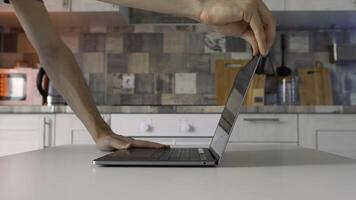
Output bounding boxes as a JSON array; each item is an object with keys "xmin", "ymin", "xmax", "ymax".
[
  {"xmin": 231, "ymin": 114, "xmax": 298, "ymax": 142},
  {"xmin": 111, "ymin": 114, "xmax": 220, "ymax": 137},
  {"xmin": 317, "ymin": 130, "xmax": 356, "ymax": 159},
  {"xmin": 0, "ymin": 115, "xmax": 42, "ymax": 130}
]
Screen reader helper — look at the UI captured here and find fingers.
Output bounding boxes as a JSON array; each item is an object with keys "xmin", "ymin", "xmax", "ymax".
[
  {"xmin": 211, "ymin": 21, "xmax": 248, "ymax": 37},
  {"xmin": 131, "ymin": 139, "xmax": 169, "ymax": 149},
  {"xmin": 258, "ymin": 1, "xmax": 277, "ymax": 52},
  {"xmin": 240, "ymin": 29, "xmax": 259, "ymax": 56},
  {"xmin": 248, "ymin": 10, "xmax": 267, "ymax": 55},
  {"xmin": 110, "ymin": 134, "xmax": 169, "ymax": 150}
]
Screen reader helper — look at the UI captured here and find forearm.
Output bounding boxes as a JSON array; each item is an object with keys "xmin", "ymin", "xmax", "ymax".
[
  {"xmin": 11, "ymin": 0, "xmax": 109, "ymax": 140},
  {"xmin": 43, "ymin": 45, "xmax": 110, "ymax": 139},
  {"xmin": 98, "ymin": 0, "xmax": 206, "ymax": 20}
]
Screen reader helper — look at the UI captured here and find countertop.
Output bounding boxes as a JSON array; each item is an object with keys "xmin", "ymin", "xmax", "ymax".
[
  {"xmin": 1, "ymin": 105, "xmax": 356, "ymax": 114},
  {"xmin": 1, "ymin": 144, "xmax": 356, "ymax": 200}
]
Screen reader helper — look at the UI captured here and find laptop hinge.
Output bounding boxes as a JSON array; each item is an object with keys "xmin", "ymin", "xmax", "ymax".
[{"xmin": 208, "ymin": 148, "xmax": 220, "ymax": 164}]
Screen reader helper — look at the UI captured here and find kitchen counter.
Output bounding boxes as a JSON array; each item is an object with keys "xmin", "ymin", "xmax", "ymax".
[
  {"xmin": 1, "ymin": 105, "xmax": 356, "ymax": 114},
  {"xmin": 1, "ymin": 144, "xmax": 356, "ymax": 200}
]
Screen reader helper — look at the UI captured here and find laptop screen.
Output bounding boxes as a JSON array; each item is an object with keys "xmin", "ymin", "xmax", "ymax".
[{"xmin": 209, "ymin": 56, "xmax": 262, "ymax": 159}]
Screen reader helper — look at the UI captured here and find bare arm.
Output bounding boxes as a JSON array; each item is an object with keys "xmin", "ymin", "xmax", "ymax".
[
  {"xmin": 99, "ymin": 0, "xmax": 276, "ymax": 55},
  {"xmin": 98, "ymin": 0, "xmax": 204, "ymax": 20},
  {"xmin": 10, "ymin": 0, "xmax": 168, "ymax": 150}
]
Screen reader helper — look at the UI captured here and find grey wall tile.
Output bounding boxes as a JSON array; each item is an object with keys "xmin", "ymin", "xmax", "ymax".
[
  {"xmin": 92, "ymin": 92, "xmax": 105, "ymax": 105},
  {"xmin": 154, "ymin": 73, "xmax": 175, "ymax": 94},
  {"xmin": 122, "ymin": 74, "xmax": 135, "ymax": 94},
  {"xmin": 149, "ymin": 53, "xmax": 169, "ymax": 72},
  {"xmin": 185, "ymin": 32, "xmax": 204, "ymax": 53},
  {"xmin": 89, "ymin": 73, "xmax": 105, "ymax": 93},
  {"xmin": 176, "ymin": 25, "xmax": 196, "ymax": 32},
  {"xmin": 106, "ymin": 32, "xmax": 124, "ymax": 53},
  {"xmin": 107, "ymin": 54, "xmax": 128, "ymax": 73},
  {"xmin": 288, "ymin": 32, "xmax": 310, "ymax": 53},
  {"xmin": 154, "ymin": 25, "xmax": 176, "ymax": 32},
  {"xmin": 106, "ymin": 94, "xmax": 121, "ymax": 105},
  {"xmin": 226, "ymin": 37, "xmax": 246, "ymax": 52},
  {"xmin": 135, "ymin": 74, "xmax": 154, "ymax": 94},
  {"xmin": 161, "ymin": 94, "xmax": 215, "ymax": 105},
  {"xmin": 82, "ymin": 53, "xmax": 105, "ymax": 73},
  {"xmin": 120, "ymin": 94, "xmax": 143, "ymax": 105},
  {"xmin": 163, "ymin": 32, "xmax": 186, "ymax": 53},
  {"xmin": 142, "ymin": 94, "xmax": 161, "ymax": 105},
  {"xmin": 134, "ymin": 24, "xmax": 155, "ymax": 33},
  {"xmin": 80, "ymin": 33, "xmax": 106, "ymax": 52},
  {"xmin": 128, "ymin": 53, "xmax": 149, "ymax": 73},
  {"xmin": 204, "ymin": 32, "xmax": 226, "ymax": 53},
  {"xmin": 197, "ymin": 73, "xmax": 215, "ymax": 94},
  {"xmin": 175, "ymin": 73, "xmax": 197, "ymax": 94},
  {"xmin": 107, "ymin": 73, "xmax": 123, "ymax": 95},
  {"xmin": 124, "ymin": 33, "xmax": 163, "ymax": 53},
  {"xmin": 187, "ymin": 54, "xmax": 210, "ymax": 73}
]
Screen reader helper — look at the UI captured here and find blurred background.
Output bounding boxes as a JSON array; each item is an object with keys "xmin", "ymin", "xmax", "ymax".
[{"xmin": 1, "ymin": 1, "xmax": 356, "ymax": 106}]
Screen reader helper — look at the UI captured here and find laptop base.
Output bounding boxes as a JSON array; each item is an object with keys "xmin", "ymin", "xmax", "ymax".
[{"xmin": 93, "ymin": 148, "xmax": 217, "ymax": 167}]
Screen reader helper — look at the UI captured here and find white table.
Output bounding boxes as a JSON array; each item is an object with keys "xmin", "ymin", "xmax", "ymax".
[{"xmin": 1, "ymin": 144, "xmax": 356, "ymax": 200}]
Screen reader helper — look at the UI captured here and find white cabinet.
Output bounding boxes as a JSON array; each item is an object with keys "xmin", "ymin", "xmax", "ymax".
[
  {"xmin": 111, "ymin": 114, "xmax": 220, "ymax": 137},
  {"xmin": 54, "ymin": 114, "xmax": 110, "ymax": 145},
  {"xmin": 111, "ymin": 114, "xmax": 220, "ymax": 146},
  {"xmin": 43, "ymin": 0, "xmax": 71, "ymax": 12},
  {"xmin": 286, "ymin": 0, "xmax": 356, "ymax": 11},
  {"xmin": 263, "ymin": 0, "xmax": 286, "ymax": 11},
  {"xmin": 71, "ymin": 0, "xmax": 119, "ymax": 12},
  {"xmin": 0, "ymin": 114, "xmax": 54, "ymax": 157},
  {"xmin": 230, "ymin": 114, "xmax": 298, "ymax": 143},
  {"xmin": 299, "ymin": 114, "xmax": 356, "ymax": 159}
]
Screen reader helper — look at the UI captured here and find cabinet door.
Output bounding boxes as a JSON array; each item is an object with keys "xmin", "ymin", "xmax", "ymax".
[
  {"xmin": 43, "ymin": 0, "xmax": 71, "ymax": 12},
  {"xmin": 263, "ymin": 0, "xmax": 285, "ymax": 11},
  {"xmin": 111, "ymin": 114, "xmax": 220, "ymax": 137},
  {"xmin": 317, "ymin": 130, "xmax": 356, "ymax": 159},
  {"xmin": 0, "ymin": 114, "xmax": 47, "ymax": 157},
  {"xmin": 299, "ymin": 115, "xmax": 356, "ymax": 160},
  {"xmin": 231, "ymin": 114, "xmax": 298, "ymax": 142},
  {"xmin": 71, "ymin": 0, "xmax": 119, "ymax": 12},
  {"xmin": 286, "ymin": 0, "xmax": 356, "ymax": 11},
  {"xmin": 54, "ymin": 114, "xmax": 110, "ymax": 145}
]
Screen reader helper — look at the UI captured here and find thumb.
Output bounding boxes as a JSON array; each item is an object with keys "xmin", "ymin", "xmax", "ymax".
[
  {"xmin": 111, "ymin": 139, "xmax": 132, "ymax": 150},
  {"xmin": 240, "ymin": 29, "xmax": 259, "ymax": 56}
]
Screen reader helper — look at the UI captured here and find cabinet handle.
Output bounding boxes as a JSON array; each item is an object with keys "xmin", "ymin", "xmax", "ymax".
[
  {"xmin": 43, "ymin": 118, "xmax": 52, "ymax": 148},
  {"xmin": 243, "ymin": 118, "xmax": 280, "ymax": 122}
]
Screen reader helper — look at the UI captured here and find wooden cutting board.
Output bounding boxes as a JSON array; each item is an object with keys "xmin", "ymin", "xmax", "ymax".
[
  {"xmin": 215, "ymin": 59, "xmax": 265, "ymax": 106},
  {"xmin": 298, "ymin": 63, "xmax": 333, "ymax": 105}
]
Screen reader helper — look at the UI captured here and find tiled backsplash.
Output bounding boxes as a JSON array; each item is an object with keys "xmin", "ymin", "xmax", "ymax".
[{"xmin": 1, "ymin": 24, "xmax": 356, "ymax": 105}]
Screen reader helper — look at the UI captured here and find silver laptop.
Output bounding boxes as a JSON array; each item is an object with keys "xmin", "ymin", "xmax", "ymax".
[{"xmin": 93, "ymin": 56, "xmax": 262, "ymax": 167}]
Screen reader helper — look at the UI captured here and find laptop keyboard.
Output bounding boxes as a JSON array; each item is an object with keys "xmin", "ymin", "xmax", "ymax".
[{"xmin": 151, "ymin": 148, "xmax": 203, "ymax": 161}]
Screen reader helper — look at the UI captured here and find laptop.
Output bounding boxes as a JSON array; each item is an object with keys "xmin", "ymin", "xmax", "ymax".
[{"xmin": 93, "ymin": 56, "xmax": 262, "ymax": 167}]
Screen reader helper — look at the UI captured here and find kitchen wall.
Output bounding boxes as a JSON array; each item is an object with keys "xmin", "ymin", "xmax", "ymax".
[{"xmin": 1, "ymin": 24, "xmax": 356, "ymax": 105}]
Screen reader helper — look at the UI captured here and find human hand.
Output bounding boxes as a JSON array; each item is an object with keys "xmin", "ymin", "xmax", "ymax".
[
  {"xmin": 95, "ymin": 131, "xmax": 169, "ymax": 151},
  {"xmin": 199, "ymin": 0, "xmax": 276, "ymax": 56}
]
